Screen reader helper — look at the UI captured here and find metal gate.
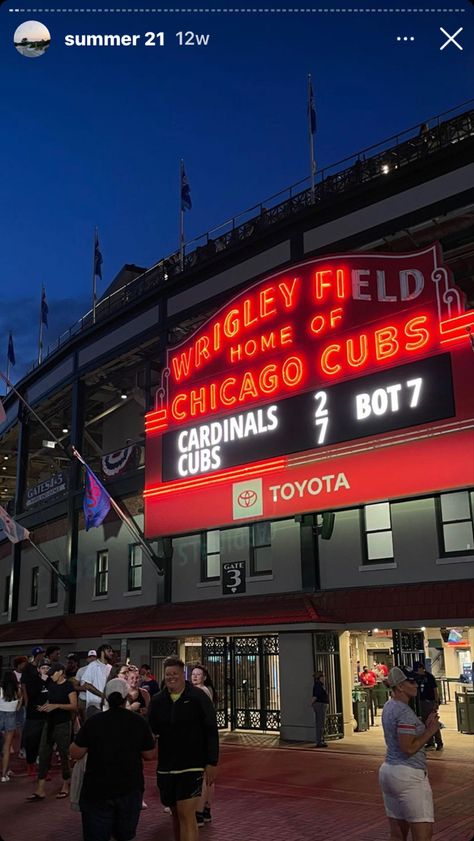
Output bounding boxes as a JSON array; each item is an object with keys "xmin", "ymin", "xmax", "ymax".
[
  {"xmin": 312, "ymin": 631, "xmax": 343, "ymax": 739},
  {"xmin": 393, "ymin": 630, "xmax": 425, "ymax": 669},
  {"xmin": 202, "ymin": 636, "xmax": 229, "ymax": 729},
  {"xmin": 150, "ymin": 638, "xmax": 179, "ymax": 684},
  {"xmin": 230, "ymin": 635, "xmax": 280, "ymax": 731}
]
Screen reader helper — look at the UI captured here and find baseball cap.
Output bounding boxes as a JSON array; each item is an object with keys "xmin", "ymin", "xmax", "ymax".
[
  {"xmin": 386, "ymin": 666, "xmax": 416, "ymax": 688},
  {"xmin": 87, "ymin": 650, "xmax": 97, "ymax": 657},
  {"xmin": 105, "ymin": 678, "xmax": 129, "ymax": 700},
  {"xmin": 67, "ymin": 652, "xmax": 79, "ymax": 660},
  {"xmin": 31, "ymin": 646, "xmax": 45, "ymax": 657}
]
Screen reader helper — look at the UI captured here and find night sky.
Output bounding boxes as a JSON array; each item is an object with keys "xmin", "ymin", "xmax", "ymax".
[{"xmin": 0, "ymin": 3, "xmax": 471, "ymax": 380}]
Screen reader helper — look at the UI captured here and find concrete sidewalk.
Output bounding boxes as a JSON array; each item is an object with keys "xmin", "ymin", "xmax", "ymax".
[{"xmin": 1, "ymin": 733, "xmax": 473, "ymax": 841}]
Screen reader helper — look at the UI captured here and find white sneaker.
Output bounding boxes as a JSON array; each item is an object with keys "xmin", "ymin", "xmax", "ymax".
[{"xmin": 1, "ymin": 775, "xmax": 10, "ymax": 783}]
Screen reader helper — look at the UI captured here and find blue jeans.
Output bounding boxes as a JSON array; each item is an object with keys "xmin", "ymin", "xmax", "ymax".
[{"xmin": 80, "ymin": 790, "xmax": 142, "ymax": 841}]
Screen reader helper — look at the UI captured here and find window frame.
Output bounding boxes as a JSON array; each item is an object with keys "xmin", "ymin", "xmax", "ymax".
[
  {"xmin": 95, "ymin": 550, "xmax": 109, "ymax": 597},
  {"xmin": 49, "ymin": 561, "xmax": 59, "ymax": 604},
  {"xmin": 436, "ymin": 490, "xmax": 474, "ymax": 558},
  {"xmin": 30, "ymin": 566, "xmax": 39, "ymax": 607},
  {"xmin": 249, "ymin": 521, "xmax": 272, "ymax": 576},
  {"xmin": 361, "ymin": 502, "xmax": 394, "ymax": 565},
  {"xmin": 3, "ymin": 574, "xmax": 10, "ymax": 614},
  {"xmin": 200, "ymin": 530, "xmax": 221, "ymax": 582},
  {"xmin": 127, "ymin": 544, "xmax": 143, "ymax": 592}
]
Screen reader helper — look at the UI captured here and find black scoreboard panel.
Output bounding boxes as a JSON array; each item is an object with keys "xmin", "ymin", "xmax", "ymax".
[{"xmin": 162, "ymin": 354, "xmax": 455, "ymax": 481}]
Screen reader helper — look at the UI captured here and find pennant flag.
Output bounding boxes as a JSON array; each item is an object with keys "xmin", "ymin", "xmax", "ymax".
[
  {"xmin": 83, "ymin": 465, "xmax": 111, "ymax": 530},
  {"xmin": 7, "ymin": 333, "xmax": 15, "ymax": 367},
  {"xmin": 41, "ymin": 288, "xmax": 49, "ymax": 327},
  {"xmin": 181, "ymin": 165, "xmax": 192, "ymax": 211},
  {"xmin": 94, "ymin": 231, "xmax": 103, "ymax": 280},
  {"xmin": 0, "ymin": 504, "xmax": 30, "ymax": 543},
  {"xmin": 308, "ymin": 79, "xmax": 316, "ymax": 135}
]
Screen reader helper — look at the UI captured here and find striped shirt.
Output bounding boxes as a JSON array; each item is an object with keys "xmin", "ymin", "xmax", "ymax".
[{"xmin": 382, "ymin": 698, "xmax": 427, "ymax": 770}]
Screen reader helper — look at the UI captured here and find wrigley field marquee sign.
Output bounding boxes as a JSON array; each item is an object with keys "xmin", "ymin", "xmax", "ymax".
[{"xmin": 144, "ymin": 245, "xmax": 474, "ymax": 536}]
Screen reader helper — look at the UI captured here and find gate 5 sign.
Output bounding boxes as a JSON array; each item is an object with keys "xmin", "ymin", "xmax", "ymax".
[{"xmin": 222, "ymin": 561, "xmax": 246, "ymax": 595}]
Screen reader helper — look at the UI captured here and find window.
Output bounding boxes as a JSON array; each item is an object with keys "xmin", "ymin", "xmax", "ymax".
[
  {"xmin": 128, "ymin": 544, "xmax": 143, "ymax": 591},
  {"xmin": 363, "ymin": 502, "xmax": 393, "ymax": 563},
  {"xmin": 95, "ymin": 550, "xmax": 109, "ymax": 596},
  {"xmin": 438, "ymin": 491, "xmax": 474, "ymax": 555},
  {"xmin": 49, "ymin": 562, "xmax": 59, "ymax": 604},
  {"xmin": 250, "ymin": 521, "xmax": 272, "ymax": 575},
  {"xmin": 201, "ymin": 530, "xmax": 220, "ymax": 581},
  {"xmin": 30, "ymin": 566, "xmax": 39, "ymax": 607},
  {"xmin": 3, "ymin": 575, "xmax": 10, "ymax": 613}
]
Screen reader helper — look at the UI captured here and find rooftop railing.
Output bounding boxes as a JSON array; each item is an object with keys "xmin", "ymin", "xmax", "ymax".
[{"xmin": 36, "ymin": 101, "xmax": 474, "ymax": 367}]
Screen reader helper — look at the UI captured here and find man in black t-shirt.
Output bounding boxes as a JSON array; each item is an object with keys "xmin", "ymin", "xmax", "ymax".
[
  {"xmin": 21, "ymin": 646, "xmax": 47, "ymax": 773},
  {"xmin": 413, "ymin": 661, "xmax": 444, "ymax": 750},
  {"xmin": 70, "ymin": 678, "xmax": 156, "ymax": 841}
]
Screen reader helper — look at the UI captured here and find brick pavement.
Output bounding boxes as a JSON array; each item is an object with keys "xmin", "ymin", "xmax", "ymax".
[{"xmin": 0, "ymin": 738, "xmax": 473, "ymax": 841}]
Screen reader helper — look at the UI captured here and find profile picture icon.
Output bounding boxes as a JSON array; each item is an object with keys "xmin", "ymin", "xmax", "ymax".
[{"xmin": 14, "ymin": 20, "xmax": 51, "ymax": 57}]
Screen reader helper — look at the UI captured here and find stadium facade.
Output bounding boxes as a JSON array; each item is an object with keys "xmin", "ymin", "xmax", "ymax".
[{"xmin": 1, "ymin": 104, "xmax": 473, "ymax": 740}]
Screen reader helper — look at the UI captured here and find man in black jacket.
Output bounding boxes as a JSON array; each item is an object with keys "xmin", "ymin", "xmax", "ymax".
[{"xmin": 148, "ymin": 656, "xmax": 219, "ymax": 841}]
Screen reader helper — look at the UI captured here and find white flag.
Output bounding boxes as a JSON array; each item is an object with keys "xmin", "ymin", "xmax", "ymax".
[{"xmin": 0, "ymin": 504, "xmax": 30, "ymax": 544}]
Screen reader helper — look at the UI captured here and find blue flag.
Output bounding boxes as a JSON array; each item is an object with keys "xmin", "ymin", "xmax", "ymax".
[
  {"xmin": 41, "ymin": 288, "xmax": 48, "ymax": 327},
  {"xmin": 94, "ymin": 231, "xmax": 103, "ymax": 279},
  {"xmin": 7, "ymin": 333, "xmax": 15, "ymax": 367},
  {"xmin": 308, "ymin": 80, "xmax": 316, "ymax": 135},
  {"xmin": 181, "ymin": 166, "xmax": 192, "ymax": 211},
  {"xmin": 83, "ymin": 466, "xmax": 111, "ymax": 530}
]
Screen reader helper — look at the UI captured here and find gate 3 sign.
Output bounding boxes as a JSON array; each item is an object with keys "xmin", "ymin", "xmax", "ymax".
[
  {"xmin": 144, "ymin": 245, "xmax": 474, "ymax": 536},
  {"xmin": 222, "ymin": 561, "xmax": 246, "ymax": 595}
]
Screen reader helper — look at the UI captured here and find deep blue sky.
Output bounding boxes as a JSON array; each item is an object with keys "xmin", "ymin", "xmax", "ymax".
[{"xmin": 0, "ymin": 3, "xmax": 472, "ymax": 379}]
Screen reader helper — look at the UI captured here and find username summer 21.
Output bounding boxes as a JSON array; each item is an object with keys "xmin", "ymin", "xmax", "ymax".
[{"xmin": 64, "ymin": 31, "xmax": 211, "ymax": 48}]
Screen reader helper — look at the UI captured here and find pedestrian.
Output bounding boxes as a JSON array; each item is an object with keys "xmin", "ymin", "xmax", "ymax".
[
  {"xmin": 66, "ymin": 653, "xmax": 80, "ymax": 679},
  {"xmin": 126, "ymin": 665, "xmax": 150, "ymax": 715},
  {"xmin": 359, "ymin": 665, "xmax": 377, "ymax": 686},
  {"xmin": 21, "ymin": 647, "xmax": 48, "ymax": 776},
  {"xmin": 45, "ymin": 645, "xmax": 61, "ymax": 663},
  {"xmin": 0, "ymin": 670, "xmax": 22, "ymax": 782},
  {"xmin": 379, "ymin": 666, "xmax": 441, "ymax": 841},
  {"xmin": 191, "ymin": 665, "xmax": 217, "ymax": 825},
  {"xmin": 12, "ymin": 656, "xmax": 28, "ymax": 757},
  {"xmin": 413, "ymin": 662, "xmax": 444, "ymax": 751},
  {"xmin": 311, "ymin": 671, "xmax": 329, "ymax": 748},
  {"xmin": 139, "ymin": 664, "xmax": 159, "ymax": 697},
  {"xmin": 75, "ymin": 651, "xmax": 97, "ymax": 726},
  {"xmin": 70, "ymin": 678, "xmax": 156, "ymax": 841},
  {"xmin": 27, "ymin": 662, "xmax": 77, "ymax": 801},
  {"xmin": 80, "ymin": 644, "xmax": 113, "ymax": 717},
  {"xmin": 148, "ymin": 656, "xmax": 219, "ymax": 841}
]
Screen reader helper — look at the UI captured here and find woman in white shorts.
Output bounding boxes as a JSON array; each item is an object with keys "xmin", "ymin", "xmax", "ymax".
[{"xmin": 379, "ymin": 666, "xmax": 441, "ymax": 841}]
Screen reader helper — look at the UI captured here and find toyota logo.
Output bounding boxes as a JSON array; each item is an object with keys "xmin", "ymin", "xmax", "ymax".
[{"xmin": 238, "ymin": 489, "xmax": 258, "ymax": 508}]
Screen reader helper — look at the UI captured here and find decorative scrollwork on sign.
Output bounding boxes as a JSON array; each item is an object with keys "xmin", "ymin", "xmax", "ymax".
[
  {"xmin": 151, "ymin": 638, "xmax": 178, "ymax": 657},
  {"xmin": 325, "ymin": 713, "xmax": 343, "ymax": 738},
  {"xmin": 264, "ymin": 711, "xmax": 281, "ymax": 731},
  {"xmin": 234, "ymin": 637, "xmax": 259, "ymax": 656},
  {"xmin": 202, "ymin": 636, "xmax": 227, "ymax": 657},
  {"xmin": 313, "ymin": 632, "xmax": 339, "ymax": 653},
  {"xmin": 262, "ymin": 636, "xmax": 279, "ymax": 655}
]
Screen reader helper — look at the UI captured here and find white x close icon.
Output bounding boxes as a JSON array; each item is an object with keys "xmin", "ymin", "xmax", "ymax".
[{"xmin": 439, "ymin": 27, "xmax": 463, "ymax": 51}]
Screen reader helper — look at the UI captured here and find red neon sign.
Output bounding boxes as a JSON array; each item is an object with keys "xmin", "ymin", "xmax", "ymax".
[{"xmin": 148, "ymin": 246, "xmax": 473, "ymax": 433}]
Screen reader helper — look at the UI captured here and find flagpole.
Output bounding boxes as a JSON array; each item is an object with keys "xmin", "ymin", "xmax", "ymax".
[
  {"xmin": 92, "ymin": 227, "xmax": 97, "ymax": 324},
  {"xmin": 72, "ymin": 447, "xmax": 164, "ymax": 577},
  {"xmin": 28, "ymin": 538, "xmax": 69, "ymax": 590},
  {"xmin": 179, "ymin": 159, "xmax": 185, "ymax": 272},
  {"xmin": 38, "ymin": 285, "xmax": 44, "ymax": 365},
  {"xmin": 5, "ymin": 337, "xmax": 10, "ymax": 397},
  {"xmin": 0, "ymin": 369, "xmax": 164, "ymax": 577},
  {"xmin": 307, "ymin": 74, "xmax": 316, "ymax": 202}
]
